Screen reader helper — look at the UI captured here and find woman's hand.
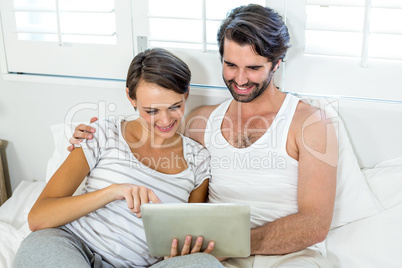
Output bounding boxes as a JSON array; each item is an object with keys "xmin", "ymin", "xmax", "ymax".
[
  {"xmin": 111, "ymin": 184, "xmax": 161, "ymax": 217},
  {"xmin": 164, "ymin": 236, "xmax": 215, "ymax": 259}
]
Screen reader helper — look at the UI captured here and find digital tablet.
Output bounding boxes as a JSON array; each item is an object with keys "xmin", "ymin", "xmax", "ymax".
[{"xmin": 141, "ymin": 203, "xmax": 250, "ymax": 257}]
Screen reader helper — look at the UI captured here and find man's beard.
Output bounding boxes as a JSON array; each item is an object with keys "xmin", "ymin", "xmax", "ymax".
[{"xmin": 224, "ymin": 70, "xmax": 275, "ymax": 103}]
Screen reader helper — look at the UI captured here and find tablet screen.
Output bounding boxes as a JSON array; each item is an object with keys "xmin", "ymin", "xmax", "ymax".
[{"xmin": 141, "ymin": 203, "xmax": 250, "ymax": 257}]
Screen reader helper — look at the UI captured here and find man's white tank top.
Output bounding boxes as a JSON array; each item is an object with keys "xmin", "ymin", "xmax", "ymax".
[{"xmin": 205, "ymin": 93, "xmax": 325, "ymax": 255}]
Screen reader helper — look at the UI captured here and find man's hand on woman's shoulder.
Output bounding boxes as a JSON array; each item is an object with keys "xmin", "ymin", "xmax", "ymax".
[{"xmin": 67, "ymin": 117, "xmax": 98, "ymax": 152}]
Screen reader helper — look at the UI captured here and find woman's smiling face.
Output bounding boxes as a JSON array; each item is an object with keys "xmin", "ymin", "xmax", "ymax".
[{"xmin": 130, "ymin": 79, "xmax": 186, "ymax": 142}]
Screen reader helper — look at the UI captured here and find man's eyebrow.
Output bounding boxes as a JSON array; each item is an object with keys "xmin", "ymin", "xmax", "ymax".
[
  {"xmin": 248, "ymin": 64, "xmax": 263, "ymax": 68},
  {"xmin": 223, "ymin": 60, "xmax": 235, "ymax": 66},
  {"xmin": 223, "ymin": 60, "xmax": 262, "ymax": 68},
  {"xmin": 142, "ymin": 101, "xmax": 183, "ymax": 110}
]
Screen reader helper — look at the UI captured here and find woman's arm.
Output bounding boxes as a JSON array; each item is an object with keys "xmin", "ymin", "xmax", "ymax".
[
  {"xmin": 28, "ymin": 147, "xmax": 160, "ymax": 231},
  {"xmin": 29, "ymin": 147, "xmax": 105, "ymax": 231},
  {"xmin": 187, "ymin": 179, "xmax": 209, "ymax": 203}
]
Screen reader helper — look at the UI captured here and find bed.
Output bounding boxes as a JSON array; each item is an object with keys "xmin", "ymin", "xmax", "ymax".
[{"xmin": 1, "ymin": 95, "xmax": 401, "ymax": 268}]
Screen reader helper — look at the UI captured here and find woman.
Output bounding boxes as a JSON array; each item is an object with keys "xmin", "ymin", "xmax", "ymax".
[{"xmin": 14, "ymin": 48, "xmax": 219, "ymax": 267}]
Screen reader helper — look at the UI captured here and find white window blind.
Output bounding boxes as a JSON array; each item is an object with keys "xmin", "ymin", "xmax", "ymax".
[
  {"xmin": 305, "ymin": 0, "xmax": 402, "ymax": 66},
  {"xmin": 13, "ymin": 0, "xmax": 116, "ymax": 44},
  {"xmin": 284, "ymin": 0, "xmax": 402, "ymax": 101},
  {"xmin": 369, "ymin": 0, "xmax": 402, "ymax": 61},
  {"xmin": 0, "ymin": 0, "xmax": 133, "ymax": 79},
  {"xmin": 132, "ymin": 0, "xmax": 267, "ymax": 87},
  {"xmin": 147, "ymin": 0, "xmax": 265, "ymax": 51}
]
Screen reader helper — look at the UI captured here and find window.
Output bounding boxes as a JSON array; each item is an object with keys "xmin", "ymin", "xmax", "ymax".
[
  {"xmin": 305, "ymin": 1, "xmax": 365, "ymax": 58},
  {"xmin": 368, "ymin": 0, "xmax": 402, "ymax": 61},
  {"xmin": 1, "ymin": 0, "xmax": 282, "ymax": 87},
  {"xmin": 1, "ymin": 0, "xmax": 401, "ymax": 101},
  {"xmin": 147, "ymin": 0, "xmax": 265, "ymax": 51},
  {"xmin": 305, "ymin": 0, "xmax": 402, "ymax": 66},
  {"xmin": 284, "ymin": 0, "xmax": 402, "ymax": 101},
  {"xmin": 0, "ymin": 0, "xmax": 133, "ymax": 80},
  {"xmin": 14, "ymin": 0, "xmax": 116, "ymax": 44},
  {"xmin": 133, "ymin": 0, "xmax": 267, "ymax": 87}
]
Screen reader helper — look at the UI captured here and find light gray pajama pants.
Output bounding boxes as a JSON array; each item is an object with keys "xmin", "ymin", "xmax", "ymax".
[
  {"xmin": 149, "ymin": 254, "xmax": 224, "ymax": 268},
  {"xmin": 13, "ymin": 227, "xmax": 114, "ymax": 268},
  {"xmin": 13, "ymin": 227, "xmax": 223, "ymax": 268},
  {"xmin": 14, "ymin": 227, "xmax": 329, "ymax": 268}
]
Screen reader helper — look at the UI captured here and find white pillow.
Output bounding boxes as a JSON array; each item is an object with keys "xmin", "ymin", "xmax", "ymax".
[
  {"xmin": 45, "ymin": 123, "xmax": 70, "ymax": 182},
  {"xmin": 363, "ymin": 156, "xmax": 402, "ymax": 210},
  {"xmin": 45, "ymin": 122, "xmax": 87, "ymax": 195},
  {"xmin": 326, "ymin": 202, "xmax": 402, "ymax": 267},
  {"xmin": 305, "ymin": 98, "xmax": 382, "ymax": 229}
]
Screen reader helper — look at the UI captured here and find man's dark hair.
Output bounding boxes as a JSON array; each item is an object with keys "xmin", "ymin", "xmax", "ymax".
[
  {"xmin": 217, "ymin": 4, "xmax": 290, "ymax": 63},
  {"xmin": 126, "ymin": 48, "xmax": 191, "ymax": 100}
]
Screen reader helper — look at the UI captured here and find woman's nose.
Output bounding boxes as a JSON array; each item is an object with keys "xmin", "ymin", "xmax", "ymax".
[{"xmin": 158, "ymin": 111, "xmax": 171, "ymax": 126}]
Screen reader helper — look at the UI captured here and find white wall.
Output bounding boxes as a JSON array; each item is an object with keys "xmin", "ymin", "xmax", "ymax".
[
  {"xmin": 0, "ymin": 64, "xmax": 232, "ymax": 194},
  {"xmin": 0, "ymin": 67, "xmax": 130, "ymax": 192}
]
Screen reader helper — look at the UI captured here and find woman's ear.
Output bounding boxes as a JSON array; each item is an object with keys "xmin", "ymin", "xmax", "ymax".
[{"xmin": 126, "ymin": 87, "xmax": 137, "ymax": 108}]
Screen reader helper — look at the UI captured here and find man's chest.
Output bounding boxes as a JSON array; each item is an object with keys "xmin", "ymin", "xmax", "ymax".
[
  {"xmin": 219, "ymin": 115, "xmax": 299, "ymax": 161},
  {"xmin": 220, "ymin": 117, "xmax": 273, "ymax": 148}
]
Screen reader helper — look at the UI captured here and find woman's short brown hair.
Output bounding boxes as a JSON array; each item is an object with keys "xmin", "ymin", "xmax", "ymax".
[{"xmin": 126, "ymin": 48, "xmax": 191, "ymax": 100}]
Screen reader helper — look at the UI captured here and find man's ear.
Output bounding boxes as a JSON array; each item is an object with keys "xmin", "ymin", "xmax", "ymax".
[
  {"xmin": 126, "ymin": 87, "xmax": 137, "ymax": 108},
  {"xmin": 273, "ymin": 59, "xmax": 282, "ymax": 72},
  {"xmin": 184, "ymin": 87, "xmax": 190, "ymax": 100}
]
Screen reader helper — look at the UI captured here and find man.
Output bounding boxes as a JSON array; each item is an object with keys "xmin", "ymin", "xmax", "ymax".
[
  {"xmin": 70, "ymin": 4, "xmax": 337, "ymax": 267},
  {"xmin": 181, "ymin": 5, "xmax": 337, "ymax": 267}
]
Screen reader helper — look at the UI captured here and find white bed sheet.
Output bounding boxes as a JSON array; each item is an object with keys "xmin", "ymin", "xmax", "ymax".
[
  {"xmin": 1, "ymin": 172, "xmax": 402, "ymax": 268},
  {"xmin": 1, "ymin": 144, "xmax": 402, "ymax": 268},
  {"xmin": 0, "ymin": 180, "xmax": 45, "ymax": 268},
  {"xmin": 327, "ymin": 202, "xmax": 402, "ymax": 267}
]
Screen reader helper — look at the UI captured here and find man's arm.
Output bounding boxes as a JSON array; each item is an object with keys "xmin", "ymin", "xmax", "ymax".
[
  {"xmin": 251, "ymin": 107, "xmax": 338, "ymax": 255},
  {"xmin": 67, "ymin": 117, "xmax": 98, "ymax": 151},
  {"xmin": 68, "ymin": 103, "xmax": 218, "ymax": 151},
  {"xmin": 183, "ymin": 105, "xmax": 219, "ymax": 146}
]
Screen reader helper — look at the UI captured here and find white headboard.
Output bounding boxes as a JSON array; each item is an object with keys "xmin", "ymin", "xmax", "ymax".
[{"xmin": 338, "ymin": 98, "xmax": 402, "ymax": 168}]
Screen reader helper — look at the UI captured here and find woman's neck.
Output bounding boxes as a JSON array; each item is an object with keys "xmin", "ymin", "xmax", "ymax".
[{"xmin": 123, "ymin": 119, "xmax": 181, "ymax": 149}]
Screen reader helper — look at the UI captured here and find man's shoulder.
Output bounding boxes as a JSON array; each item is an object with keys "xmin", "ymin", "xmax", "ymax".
[
  {"xmin": 292, "ymin": 99, "xmax": 336, "ymax": 146},
  {"xmin": 186, "ymin": 104, "xmax": 220, "ymax": 128},
  {"xmin": 189, "ymin": 104, "xmax": 220, "ymax": 119},
  {"xmin": 184, "ymin": 104, "xmax": 220, "ymax": 145},
  {"xmin": 293, "ymin": 100, "xmax": 321, "ymax": 126}
]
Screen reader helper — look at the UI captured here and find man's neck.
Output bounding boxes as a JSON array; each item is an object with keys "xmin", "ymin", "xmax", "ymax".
[
  {"xmin": 222, "ymin": 86, "xmax": 288, "ymax": 148},
  {"xmin": 230, "ymin": 85, "xmax": 286, "ymax": 117}
]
